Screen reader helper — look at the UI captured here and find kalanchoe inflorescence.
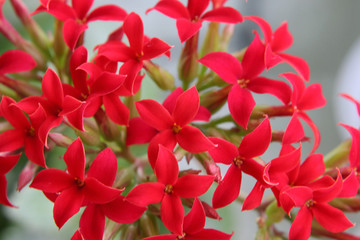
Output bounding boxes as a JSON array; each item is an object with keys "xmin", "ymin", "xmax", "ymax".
[{"xmin": 0, "ymin": 0, "xmax": 358, "ymax": 239}]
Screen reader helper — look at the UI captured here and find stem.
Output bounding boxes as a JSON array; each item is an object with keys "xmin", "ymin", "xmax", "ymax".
[{"xmin": 324, "ymin": 139, "xmax": 351, "ymax": 168}]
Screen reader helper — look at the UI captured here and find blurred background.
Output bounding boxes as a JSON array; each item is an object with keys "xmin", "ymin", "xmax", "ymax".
[{"xmin": 1, "ymin": 0, "xmax": 360, "ymax": 239}]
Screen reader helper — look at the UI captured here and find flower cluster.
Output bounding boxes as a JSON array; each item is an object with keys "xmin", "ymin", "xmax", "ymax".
[{"xmin": 0, "ymin": 0, "xmax": 359, "ymax": 239}]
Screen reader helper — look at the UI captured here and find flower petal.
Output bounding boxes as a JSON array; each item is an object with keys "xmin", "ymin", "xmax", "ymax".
[
  {"xmin": 102, "ymin": 195, "xmax": 146, "ymax": 223},
  {"xmin": 172, "ymin": 86, "xmax": 199, "ymax": 126},
  {"xmin": 242, "ymin": 33, "xmax": 265, "ymax": 79},
  {"xmin": 87, "ymin": 5, "xmax": 127, "ymax": 22},
  {"xmin": 71, "ymin": 0, "xmax": 93, "ymax": 19},
  {"xmin": 175, "ymin": 174, "xmax": 214, "ymax": 198},
  {"xmin": 63, "ymin": 19, "xmax": 88, "ymax": 50},
  {"xmin": 123, "ymin": 13, "xmax": 143, "ymax": 55},
  {"xmin": 296, "ymin": 153, "xmax": 325, "ymax": 185},
  {"xmin": 147, "ymin": 0, "xmax": 190, "ymax": 20},
  {"xmin": 176, "ymin": 125, "xmax": 215, "ymax": 153},
  {"xmin": 212, "ymin": 165, "xmax": 242, "ymax": 209},
  {"xmin": 87, "ymin": 148, "xmax": 117, "ymax": 186},
  {"xmin": 83, "ymin": 177, "xmax": 121, "ymax": 204},
  {"xmin": 271, "ymin": 22, "xmax": 293, "ymax": 52},
  {"xmin": 79, "ymin": 204, "xmax": 104, "ymax": 240},
  {"xmin": 198, "ymin": 52, "xmax": 242, "ymax": 84},
  {"xmin": 242, "ymin": 182, "xmax": 265, "ymax": 211},
  {"xmin": 176, "ymin": 19, "xmax": 202, "ymax": 43},
  {"xmin": 298, "ymin": 83, "xmax": 326, "ymax": 111},
  {"xmin": 183, "ymin": 198, "xmax": 205, "ymax": 234},
  {"xmin": 142, "ymin": 38, "xmax": 173, "ymax": 60},
  {"xmin": 64, "ymin": 138, "xmax": 85, "ymax": 180},
  {"xmin": 238, "ymin": 117, "xmax": 271, "ymax": 159},
  {"xmin": 30, "ymin": 168, "xmax": 74, "ymax": 193},
  {"xmin": 42, "ymin": 68, "xmax": 64, "ymax": 107},
  {"xmin": 201, "ymin": 7, "xmax": 243, "ymax": 23},
  {"xmin": 155, "ymin": 145, "xmax": 179, "ymax": 185},
  {"xmin": 0, "ymin": 129, "xmax": 24, "ymax": 152},
  {"xmin": 147, "ymin": 130, "xmax": 177, "ymax": 169},
  {"xmin": 0, "ymin": 176, "xmax": 15, "ymax": 207},
  {"xmin": 103, "ymin": 94, "xmax": 129, "ymax": 126},
  {"xmin": 282, "ymin": 113, "xmax": 304, "ymax": 145},
  {"xmin": 53, "ymin": 187, "xmax": 85, "ymax": 229},
  {"xmin": 126, "ymin": 117, "xmax": 157, "ymax": 145},
  {"xmin": 228, "ymin": 84, "xmax": 255, "ymax": 129},
  {"xmin": 161, "ymin": 194, "xmax": 184, "ymax": 235},
  {"xmin": 125, "ymin": 182, "xmax": 165, "ymax": 207},
  {"xmin": 0, "ymin": 50, "xmax": 36, "ymax": 74},
  {"xmin": 278, "ymin": 53, "xmax": 310, "ymax": 81},
  {"xmin": 289, "ymin": 206, "xmax": 313, "ymax": 240},
  {"xmin": 244, "ymin": 16, "xmax": 272, "ymax": 43},
  {"xmin": 0, "ymin": 155, "xmax": 20, "ymax": 175},
  {"xmin": 312, "ymin": 203, "xmax": 354, "ymax": 233},
  {"xmin": 208, "ymin": 137, "xmax": 238, "ymax": 165},
  {"xmin": 135, "ymin": 99, "xmax": 173, "ymax": 131}
]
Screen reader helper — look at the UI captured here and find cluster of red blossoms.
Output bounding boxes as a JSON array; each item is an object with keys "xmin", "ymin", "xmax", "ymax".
[{"xmin": 0, "ymin": 0, "xmax": 359, "ymax": 239}]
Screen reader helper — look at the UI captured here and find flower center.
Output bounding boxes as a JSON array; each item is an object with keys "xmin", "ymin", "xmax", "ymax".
[
  {"xmin": 172, "ymin": 123, "xmax": 182, "ymax": 134},
  {"xmin": 164, "ymin": 184, "xmax": 174, "ymax": 194},
  {"xmin": 305, "ymin": 199, "xmax": 315, "ymax": 208},
  {"xmin": 233, "ymin": 155, "xmax": 244, "ymax": 168},
  {"xmin": 177, "ymin": 233, "xmax": 186, "ymax": 239},
  {"xmin": 237, "ymin": 79, "xmax": 250, "ymax": 88},
  {"xmin": 74, "ymin": 178, "xmax": 85, "ymax": 188},
  {"xmin": 26, "ymin": 126, "xmax": 35, "ymax": 137}
]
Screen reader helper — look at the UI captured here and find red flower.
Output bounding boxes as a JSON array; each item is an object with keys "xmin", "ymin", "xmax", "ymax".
[
  {"xmin": 281, "ymin": 72, "xmax": 326, "ymax": 153},
  {"xmin": 147, "ymin": 0, "xmax": 243, "ymax": 42},
  {"xmin": 126, "ymin": 146, "xmax": 214, "ymax": 235},
  {"xmin": 208, "ymin": 117, "xmax": 271, "ymax": 209},
  {"xmin": 282, "ymin": 171, "xmax": 354, "ymax": 240},
  {"xmin": 131, "ymin": 86, "xmax": 215, "ymax": 168},
  {"xmin": 30, "ymin": 138, "xmax": 122, "ymax": 228},
  {"xmin": 142, "ymin": 198, "xmax": 232, "ymax": 240},
  {"xmin": 0, "ymin": 154, "xmax": 20, "ymax": 207},
  {"xmin": 0, "ymin": 49, "xmax": 36, "ymax": 74},
  {"xmin": 245, "ymin": 16, "xmax": 310, "ymax": 81},
  {"xmin": 0, "ymin": 96, "xmax": 47, "ymax": 167},
  {"xmin": 199, "ymin": 34, "xmax": 291, "ymax": 128},
  {"xmin": 44, "ymin": 0, "xmax": 127, "ymax": 49},
  {"xmin": 98, "ymin": 12, "xmax": 173, "ymax": 94}
]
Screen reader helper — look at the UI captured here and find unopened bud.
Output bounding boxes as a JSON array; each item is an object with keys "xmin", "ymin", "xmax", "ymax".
[
  {"xmin": 121, "ymin": 224, "xmax": 138, "ymax": 240},
  {"xmin": 143, "ymin": 60, "xmax": 175, "ymax": 90},
  {"xmin": 219, "ymin": 24, "xmax": 235, "ymax": 52},
  {"xmin": 265, "ymin": 200, "xmax": 286, "ymax": 225},
  {"xmin": 75, "ymin": 118, "xmax": 102, "ymax": 147},
  {"xmin": 17, "ymin": 161, "xmax": 38, "ymax": 191},
  {"xmin": 94, "ymin": 108, "xmax": 120, "ymax": 142},
  {"xmin": 114, "ymin": 167, "xmax": 135, "ymax": 189},
  {"xmin": 48, "ymin": 133, "xmax": 74, "ymax": 148},
  {"xmin": 178, "ymin": 34, "xmax": 199, "ymax": 87},
  {"xmin": 200, "ymin": 85, "xmax": 231, "ymax": 114},
  {"xmin": 200, "ymin": 22, "xmax": 220, "ymax": 57}
]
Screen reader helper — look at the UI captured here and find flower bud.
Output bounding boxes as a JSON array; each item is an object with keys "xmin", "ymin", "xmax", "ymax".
[
  {"xmin": 17, "ymin": 161, "xmax": 38, "ymax": 191},
  {"xmin": 48, "ymin": 133, "xmax": 74, "ymax": 148},
  {"xmin": 200, "ymin": 85, "xmax": 231, "ymax": 114},
  {"xmin": 178, "ymin": 34, "xmax": 199, "ymax": 87},
  {"xmin": 114, "ymin": 167, "xmax": 135, "ymax": 189},
  {"xmin": 265, "ymin": 200, "xmax": 286, "ymax": 225},
  {"xmin": 94, "ymin": 108, "xmax": 120, "ymax": 142},
  {"xmin": 75, "ymin": 118, "xmax": 102, "ymax": 147},
  {"xmin": 143, "ymin": 60, "xmax": 175, "ymax": 90},
  {"xmin": 121, "ymin": 224, "xmax": 138, "ymax": 240}
]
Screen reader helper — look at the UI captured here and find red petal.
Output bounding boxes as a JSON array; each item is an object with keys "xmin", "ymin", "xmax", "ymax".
[
  {"xmin": 147, "ymin": 130, "xmax": 177, "ymax": 169},
  {"xmin": 0, "ymin": 155, "xmax": 20, "ymax": 175},
  {"xmin": 123, "ymin": 13, "xmax": 143, "ymax": 55},
  {"xmin": 135, "ymin": 99, "xmax": 173, "ymax": 131},
  {"xmin": 228, "ymin": 84, "xmax": 255, "ymax": 129},
  {"xmin": 87, "ymin": 148, "xmax": 117, "ymax": 186},
  {"xmin": 244, "ymin": 16, "xmax": 272, "ymax": 43},
  {"xmin": 103, "ymin": 94, "xmax": 129, "ymax": 126},
  {"xmin": 0, "ymin": 129, "xmax": 24, "ymax": 152},
  {"xmin": 87, "ymin": 5, "xmax": 127, "ymax": 22},
  {"xmin": 1, "ymin": 96, "xmax": 30, "ymax": 130},
  {"xmin": 102, "ymin": 196, "xmax": 146, "ymax": 223},
  {"xmin": 298, "ymin": 83, "xmax": 326, "ymax": 111},
  {"xmin": 248, "ymin": 76, "xmax": 291, "ymax": 104},
  {"xmin": 280, "ymin": 72, "xmax": 305, "ymax": 104},
  {"xmin": 63, "ymin": 20, "xmax": 88, "ymax": 50},
  {"xmin": 83, "ymin": 177, "xmax": 121, "ymax": 204},
  {"xmin": 238, "ymin": 117, "xmax": 271, "ymax": 159},
  {"xmin": 161, "ymin": 194, "xmax": 184, "ymax": 235},
  {"xmin": 298, "ymin": 112, "xmax": 321, "ymax": 154},
  {"xmin": 172, "ymin": 86, "xmax": 199, "ymax": 126},
  {"xmin": 296, "ymin": 153, "xmax": 325, "ymax": 185},
  {"xmin": 188, "ymin": 229, "xmax": 233, "ymax": 240},
  {"xmin": 0, "ymin": 176, "xmax": 15, "ymax": 207},
  {"xmin": 162, "ymin": 87, "xmax": 184, "ymax": 114},
  {"xmin": 312, "ymin": 203, "xmax": 354, "ymax": 232},
  {"xmin": 48, "ymin": 1, "xmax": 77, "ymax": 21},
  {"xmin": 278, "ymin": 53, "xmax": 310, "ymax": 81},
  {"xmin": 98, "ymin": 42, "xmax": 134, "ymax": 62},
  {"xmin": 79, "ymin": 204, "xmax": 104, "ymax": 240},
  {"xmin": 24, "ymin": 136, "xmax": 46, "ymax": 167},
  {"xmin": 313, "ymin": 170, "xmax": 342, "ymax": 203},
  {"xmin": 0, "ymin": 50, "xmax": 36, "ymax": 74},
  {"xmin": 198, "ymin": 52, "xmax": 242, "ymax": 84},
  {"xmin": 64, "ymin": 138, "xmax": 85, "ymax": 179},
  {"xmin": 188, "ymin": 0, "xmax": 209, "ymax": 18},
  {"xmin": 340, "ymin": 124, "xmax": 360, "ymax": 167},
  {"xmin": 242, "ymin": 182, "xmax": 265, "ymax": 210},
  {"xmin": 338, "ymin": 170, "xmax": 359, "ymax": 198},
  {"xmin": 289, "ymin": 206, "xmax": 312, "ymax": 240},
  {"xmin": 54, "ymin": 187, "xmax": 85, "ymax": 229},
  {"xmin": 142, "ymin": 38, "xmax": 173, "ymax": 60},
  {"xmin": 176, "ymin": 125, "xmax": 215, "ymax": 152},
  {"xmin": 125, "ymin": 182, "xmax": 165, "ymax": 207},
  {"xmin": 142, "ymin": 235, "xmax": 176, "ymax": 240},
  {"xmin": 283, "ymin": 186, "xmax": 313, "ymax": 207},
  {"xmin": 126, "ymin": 117, "xmax": 157, "ymax": 145},
  {"xmin": 183, "ymin": 198, "xmax": 205, "ymax": 234},
  {"xmin": 194, "ymin": 106, "xmax": 211, "ymax": 122},
  {"xmin": 60, "ymin": 95, "xmax": 84, "ymax": 116},
  {"xmin": 176, "ymin": 19, "xmax": 202, "ymax": 43},
  {"xmin": 148, "ymin": 0, "xmax": 190, "ymax": 20},
  {"xmin": 30, "ymin": 169, "xmax": 74, "ymax": 192},
  {"xmin": 212, "ymin": 165, "xmax": 242, "ymax": 209},
  {"xmin": 242, "ymin": 33, "xmax": 265, "ymax": 79},
  {"xmin": 271, "ymin": 22, "xmax": 293, "ymax": 52},
  {"xmin": 155, "ymin": 145, "xmax": 179, "ymax": 185},
  {"xmin": 89, "ymin": 72, "xmax": 125, "ymax": 96},
  {"xmin": 282, "ymin": 114, "xmax": 305, "ymax": 145},
  {"xmin": 42, "ymin": 68, "xmax": 64, "ymax": 107},
  {"xmin": 175, "ymin": 174, "xmax": 214, "ymax": 198},
  {"xmin": 70, "ymin": 46, "xmax": 88, "ymax": 94},
  {"xmin": 72, "ymin": 0, "xmax": 93, "ymax": 19},
  {"xmin": 201, "ymin": 7, "xmax": 243, "ymax": 23},
  {"xmin": 208, "ymin": 137, "xmax": 238, "ymax": 165}
]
